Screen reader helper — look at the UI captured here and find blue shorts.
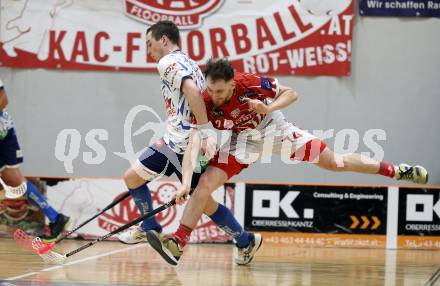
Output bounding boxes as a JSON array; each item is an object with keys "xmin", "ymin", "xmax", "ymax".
[
  {"xmin": 134, "ymin": 138, "xmax": 203, "ymax": 188},
  {"xmin": 0, "ymin": 128, "xmax": 23, "ymax": 171}
]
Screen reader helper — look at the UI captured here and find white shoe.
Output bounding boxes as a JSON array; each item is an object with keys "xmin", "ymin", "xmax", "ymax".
[
  {"xmin": 395, "ymin": 164, "xmax": 429, "ymax": 184},
  {"xmin": 234, "ymin": 233, "xmax": 263, "ymax": 265},
  {"xmin": 118, "ymin": 226, "xmax": 148, "ymax": 244}
]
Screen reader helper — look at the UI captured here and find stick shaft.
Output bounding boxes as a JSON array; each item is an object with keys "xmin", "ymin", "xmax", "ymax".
[
  {"xmin": 55, "ymin": 191, "xmax": 131, "ymax": 243},
  {"xmin": 65, "ymin": 199, "xmax": 175, "ymax": 257}
]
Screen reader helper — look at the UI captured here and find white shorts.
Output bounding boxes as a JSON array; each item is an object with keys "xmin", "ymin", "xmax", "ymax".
[{"xmin": 211, "ymin": 111, "xmax": 327, "ymax": 178}]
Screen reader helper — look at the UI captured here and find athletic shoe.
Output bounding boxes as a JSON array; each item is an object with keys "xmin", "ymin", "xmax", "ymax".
[
  {"xmin": 234, "ymin": 233, "xmax": 263, "ymax": 265},
  {"xmin": 395, "ymin": 164, "xmax": 429, "ymax": 184},
  {"xmin": 118, "ymin": 226, "xmax": 148, "ymax": 244},
  {"xmin": 146, "ymin": 230, "xmax": 182, "ymax": 266},
  {"xmin": 41, "ymin": 214, "xmax": 71, "ymax": 243}
]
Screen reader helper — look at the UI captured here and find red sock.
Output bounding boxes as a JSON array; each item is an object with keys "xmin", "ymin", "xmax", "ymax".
[
  {"xmin": 378, "ymin": 162, "xmax": 396, "ymax": 178},
  {"xmin": 173, "ymin": 224, "xmax": 192, "ymax": 248}
]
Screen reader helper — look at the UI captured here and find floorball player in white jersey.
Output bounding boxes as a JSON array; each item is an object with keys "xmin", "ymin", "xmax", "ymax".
[{"xmin": 118, "ymin": 22, "xmax": 259, "ymax": 263}]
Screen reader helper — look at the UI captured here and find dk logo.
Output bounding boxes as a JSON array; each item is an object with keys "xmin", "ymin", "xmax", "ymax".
[
  {"xmin": 406, "ymin": 194, "xmax": 440, "ymax": 222},
  {"xmin": 252, "ymin": 190, "xmax": 314, "ymax": 219}
]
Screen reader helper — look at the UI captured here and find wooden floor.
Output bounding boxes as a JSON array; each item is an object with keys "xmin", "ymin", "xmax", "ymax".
[{"xmin": 0, "ymin": 238, "xmax": 439, "ymax": 286}]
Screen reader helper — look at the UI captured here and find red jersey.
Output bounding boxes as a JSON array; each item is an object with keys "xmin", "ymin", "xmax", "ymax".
[{"xmin": 203, "ymin": 72, "xmax": 279, "ymax": 132}]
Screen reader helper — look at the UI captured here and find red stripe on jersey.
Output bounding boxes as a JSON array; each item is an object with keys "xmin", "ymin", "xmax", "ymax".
[{"xmin": 291, "ymin": 139, "xmax": 327, "ymax": 162}]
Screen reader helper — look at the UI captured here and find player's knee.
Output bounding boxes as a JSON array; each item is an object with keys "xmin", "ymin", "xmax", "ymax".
[
  {"xmin": 1, "ymin": 168, "xmax": 25, "ymax": 186},
  {"xmin": 325, "ymin": 160, "xmax": 341, "ymax": 171},
  {"xmin": 317, "ymin": 150, "xmax": 343, "ymax": 171},
  {"xmin": 196, "ymin": 175, "xmax": 216, "ymax": 197},
  {"xmin": 198, "ymin": 174, "xmax": 213, "ymax": 189},
  {"xmin": 123, "ymin": 169, "xmax": 135, "ymax": 189},
  {"xmin": 123, "ymin": 168, "xmax": 146, "ymax": 189}
]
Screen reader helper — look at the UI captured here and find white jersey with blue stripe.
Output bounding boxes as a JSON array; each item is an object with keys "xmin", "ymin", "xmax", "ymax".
[{"xmin": 157, "ymin": 50, "xmax": 206, "ymax": 154}]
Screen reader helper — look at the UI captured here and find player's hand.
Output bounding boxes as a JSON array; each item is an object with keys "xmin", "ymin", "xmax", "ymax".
[
  {"xmin": 243, "ymin": 98, "xmax": 270, "ymax": 114},
  {"xmin": 174, "ymin": 183, "xmax": 191, "ymax": 205},
  {"xmin": 201, "ymin": 136, "xmax": 217, "ymax": 159}
]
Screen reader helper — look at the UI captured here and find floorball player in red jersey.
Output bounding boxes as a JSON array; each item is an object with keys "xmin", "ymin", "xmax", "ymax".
[{"xmin": 146, "ymin": 58, "xmax": 429, "ymax": 266}]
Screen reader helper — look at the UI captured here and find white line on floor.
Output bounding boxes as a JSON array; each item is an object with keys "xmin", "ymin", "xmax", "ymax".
[{"xmin": 4, "ymin": 243, "xmax": 147, "ymax": 281}]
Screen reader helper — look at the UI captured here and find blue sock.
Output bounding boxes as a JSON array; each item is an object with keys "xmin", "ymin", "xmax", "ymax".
[
  {"xmin": 25, "ymin": 181, "xmax": 59, "ymax": 223},
  {"xmin": 129, "ymin": 184, "xmax": 162, "ymax": 232},
  {"xmin": 209, "ymin": 204, "xmax": 251, "ymax": 248}
]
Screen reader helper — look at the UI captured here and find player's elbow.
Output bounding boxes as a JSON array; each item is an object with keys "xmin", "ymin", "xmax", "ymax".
[
  {"xmin": 0, "ymin": 89, "xmax": 8, "ymax": 109},
  {"xmin": 291, "ymin": 90, "xmax": 299, "ymax": 103},
  {"xmin": 285, "ymin": 88, "xmax": 298, "ymax": 104}
]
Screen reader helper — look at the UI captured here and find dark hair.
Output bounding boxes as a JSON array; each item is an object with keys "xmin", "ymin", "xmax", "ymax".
[
  {"xmin": 146, "ymin": 21, "xmax": 180, "ymax": 44},
  {"xmin": 204, "ymin": 58, "xmax": 234, "ymax": 82}
]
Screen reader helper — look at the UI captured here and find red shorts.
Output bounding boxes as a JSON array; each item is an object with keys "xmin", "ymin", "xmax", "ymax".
[{"xmin": 210, "ymin": 139, "xmax": 327, "ymax": 179}]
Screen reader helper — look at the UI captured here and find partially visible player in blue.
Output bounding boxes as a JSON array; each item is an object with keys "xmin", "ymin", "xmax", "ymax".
[
  {"xmin": 0, "ymin": 77, "xmax": 70, "ymax": 242},
  {"xmin": 117, "ymin": 21, "xmax": 255, "ymax": 259}
]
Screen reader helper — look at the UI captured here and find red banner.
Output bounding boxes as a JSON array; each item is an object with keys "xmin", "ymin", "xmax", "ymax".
[{"xmin": 0, "ymin": 0, "xmax": 354, "ymax": 76}]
